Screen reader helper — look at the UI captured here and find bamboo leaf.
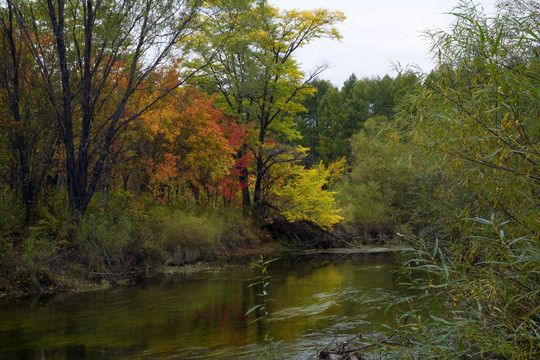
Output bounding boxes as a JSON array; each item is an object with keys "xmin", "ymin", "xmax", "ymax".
[{"xmin": 246, "ymin": 304, "xmax": 262, "ymax": 315}]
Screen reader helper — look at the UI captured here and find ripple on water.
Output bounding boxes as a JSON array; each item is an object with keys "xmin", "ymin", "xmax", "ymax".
[
  {"xmin": 0, "ymin": 252, "xmax": 408, "ymax": 360},
  {"xmin": 272, "ymin": 299, "xmax": 337, "ymax": 320}
]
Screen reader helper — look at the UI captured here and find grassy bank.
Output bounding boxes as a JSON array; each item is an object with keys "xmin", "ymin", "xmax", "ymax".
[
  {"xmin": 0, "ymin": 191, "xmax": 288, "ymax": 297},
  {"xmin": 0, "ymin": 184, "xmax": 386, "ymax": 298}
]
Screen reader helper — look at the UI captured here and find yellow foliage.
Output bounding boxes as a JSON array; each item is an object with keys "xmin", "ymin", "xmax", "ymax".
[{"xmin": 271, "ymin": 158, "xmax": 345, "ymax": 230}]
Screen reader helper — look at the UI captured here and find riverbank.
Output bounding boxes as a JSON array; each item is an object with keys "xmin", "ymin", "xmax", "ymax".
[
  {"xmin": 0, "ymin": 229, "xmax": 403, "ymax": 302},
  {"xmin": 0, "ymin": 251, "xmax": 405, "ymax": 359},
  {"xmin": 0, "ymin": 196, "xmax": 405, "ymax": 300},
  {"xmin": 0, "ymin": 234, "xmax": 287, "ymax": 300}
]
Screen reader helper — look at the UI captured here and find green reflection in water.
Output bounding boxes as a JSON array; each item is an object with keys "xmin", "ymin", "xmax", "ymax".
[{"xmin": 0, "ymin": 252, "xmax": 408, "ymax": 359}]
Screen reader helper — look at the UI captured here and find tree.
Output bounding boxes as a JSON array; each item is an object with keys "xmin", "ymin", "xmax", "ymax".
[
  {"xmin": 5, "ymin": 0, "xmax": 206, "ymax": 217},
  {"xmin": 294, "ymin": 73, "xmax": 418, "ymax": 165},
  {"xmin": 271, "ymin": 155, "xmax": 345, "ymax": 230},
  {"xmin": 184, "ymin": 0, "xmax": 345, "ymax": 220},
  {"xmin": 138, "ymin": 87, "xmax": 239, "ymax": 205},
  {"xmin": 338, "ymin": 116, "xmax": 443, "ymax": 240},
  {"xmin": 317, "ymin": 87, "xmax": 349, "ymax": 163},
  {"xmin": 341, "ymin": 73, "xmax": 357, "ymax": 100},
  {"xmin": 294, "ymin": 78, "xmax": 332, "ymax": 165},
  {"xmin": 0, "ymin": 2, "xmax": 59, "ymax": 221}
]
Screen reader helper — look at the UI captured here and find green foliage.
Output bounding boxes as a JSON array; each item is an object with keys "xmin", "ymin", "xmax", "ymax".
[
  {"xmin": 337, "ymin": 117, "xmax": 447, "ymax": 242},
  {"xmin": 403, "ymin": 0, "xmax": 539, "ymax": 229},
  {"xmin": 75, "ymin": 195, "xmax": 149, "ymax": 279},
  {"xmin": 159, "ymin": 211, "xmax": 224, "ymax": 265},
  {"xmin": 246, "ymin": 256, "xmax": 276, "ymax": 323},
  {"xmin": 295, "ymin": 73, "xmax": 418, "ymax": 165},
  {"xmin": 77, "ymin": 191, "xmax": 256, "ymax": 275},
  {"xmin": 338, "ymin": 181, "xmax": 393, "ymax": 240},
  {"xmin": 27, "ymin": 190, "xmax": 72, "ymax": 241},
  {"xmin": 389, "ymin": 1, "xmax": 540, "ymax": 358},
  {"xmin": 396, "ymin": 217, "xmax": 539, "ymax": 359},
  {"xmin": 0, "ymin": 189, "xmax": 70, "ymax": 293},
  {"xmin": 317, "ymin": 88, "xmax": 350, "ymax": 162},
  {"xmin": 0, "ymin": 184, "xmax": 23, "ymax": 238},
  {"xmin": 0, "ymin": 248, "xmax": 56, "ymax": 293},
  {"xmin": 295, "ymin": 79, "xmax": 333, "ymax": 165},
  {"xmin": 246, "ymin": 255, "xmax": 283, "ymax": 359}
]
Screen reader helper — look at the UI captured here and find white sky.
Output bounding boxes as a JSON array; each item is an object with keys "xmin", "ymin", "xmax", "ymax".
[{"xmin": 270, "ymin": 0, "xmax": 497, "ymax": 86}]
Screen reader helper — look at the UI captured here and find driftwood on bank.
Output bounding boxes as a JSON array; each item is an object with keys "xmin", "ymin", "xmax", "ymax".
[
  {"xmin": 318, "ymin": 333, "xmax": 366, "ymax": 360},
  {"xmin": 263, "ymin": 217, "xmax": 359, "ymax": 249},
  {"xmin": 318, "ymin": 317, "xmax": 408, "ymax": 360}
]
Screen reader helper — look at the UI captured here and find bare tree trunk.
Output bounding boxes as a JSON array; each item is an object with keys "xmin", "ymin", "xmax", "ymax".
[
  {"xmin": 237, "ymin": 146, "xmax": 251, "ymax": 216},
  {"xmin": 1, "ymin": 4, "xmax": 37, "ymax": 221},
  {"xmin": 7, "ymin": 0, "xmax": 206, "ymax": 219},
  {"xmin": 252, "ymin": 151, "xmax": 265, "ymax": 220}
]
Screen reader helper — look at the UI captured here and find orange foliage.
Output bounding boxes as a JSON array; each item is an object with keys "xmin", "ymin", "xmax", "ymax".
[
  {"xmin": 138, "ymin": 85, "xmax": 252, "ymax": 204},
  {"xmin": 109, "ymin": 61, "xmax": 256, "ymax": 205},
  {"xmin": 217, "ymin": 120, "xmax": 255, "ymax": 204}
]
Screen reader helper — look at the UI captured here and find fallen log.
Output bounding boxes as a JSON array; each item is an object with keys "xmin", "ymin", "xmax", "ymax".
[
  {"xmin": 318, "ymin": 317, "xmax": 409, "ymax": 359},
  {"xmin": 318, "ymin": 334, "xmax": 366, "ymax": 360}
]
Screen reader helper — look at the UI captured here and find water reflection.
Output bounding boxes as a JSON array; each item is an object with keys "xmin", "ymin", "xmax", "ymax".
[{"xmin": 0, "ymin": 251, "xmax": 406, "ymax": 359}]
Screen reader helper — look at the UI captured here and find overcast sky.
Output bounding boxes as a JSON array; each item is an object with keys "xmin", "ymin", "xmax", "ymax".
[{"xmin": 270, "ymin": 0, "xmax": 497, "ymax": 86}]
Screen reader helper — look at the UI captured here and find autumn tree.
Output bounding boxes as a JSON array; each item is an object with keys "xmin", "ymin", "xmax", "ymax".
[
  {"xmin": 184, "ymin": 0, "xmax": 345, "ymax": 220},
  {"xmin": 5, "ymin": 0, "xmax": 207, "ymax": 217},
  {"xmin": 271, "ymin": 153, "xmax": 345, "ymax": 230},
  {"xmin": 0, "ymin": 2, "xmax": 59, "ymax": 221},
  {"xmin": 137, "ymin": 86, "xmax": 241, "ymax": 205}
]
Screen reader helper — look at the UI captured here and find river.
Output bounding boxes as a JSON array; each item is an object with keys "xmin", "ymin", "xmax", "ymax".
[{"xmin": 0, "ymin": 250, "xmax": 409, "ymax": 359}]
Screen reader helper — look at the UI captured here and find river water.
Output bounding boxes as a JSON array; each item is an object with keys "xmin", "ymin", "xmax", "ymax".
[{"xmin": 0, "ymin": 250, "xmax": 409, "ymax": 359}]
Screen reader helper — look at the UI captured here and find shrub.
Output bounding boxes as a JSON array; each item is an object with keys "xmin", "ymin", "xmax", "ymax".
[{"xmin": 395, "ymin": 217, "xmax": 539, "ymax": 359}]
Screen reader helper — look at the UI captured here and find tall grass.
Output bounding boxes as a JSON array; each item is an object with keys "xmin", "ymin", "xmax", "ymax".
[
  {"xmin": 0, "ymin": 186, "xmax": 260, "ymax": 294},
  {"xmin": 393, "ymin": 217, "xmax": 539, "ymax": 359},
  {"xmin": 76, "ymin": 193, "xmax": 258, "ymax": 279}
]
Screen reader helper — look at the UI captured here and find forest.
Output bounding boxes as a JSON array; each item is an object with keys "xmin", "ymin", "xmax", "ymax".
[{"xmin": 0, "ymin": 0, "xmax": 538, "ymax": 358}]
